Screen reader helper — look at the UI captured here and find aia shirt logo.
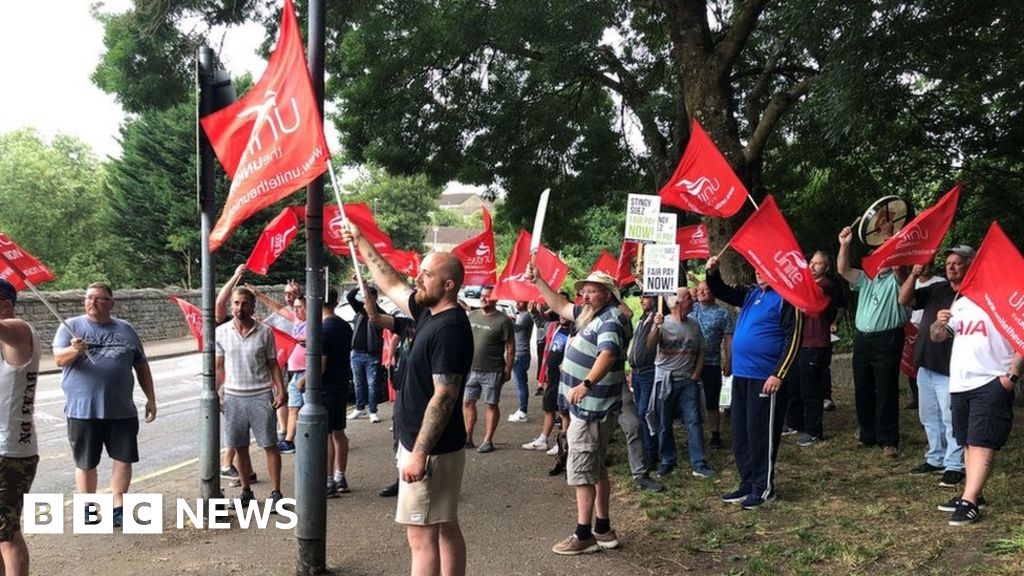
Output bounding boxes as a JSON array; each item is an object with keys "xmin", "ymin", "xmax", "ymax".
[{"xmin": 957, "ymin": 320, "xmax": 989, "ymax": 337}]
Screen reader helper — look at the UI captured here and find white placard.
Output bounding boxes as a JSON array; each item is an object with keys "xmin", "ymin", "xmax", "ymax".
[
  {"xmin": 642, "ymin": 244, "xmax": 679, "ymax": 295},
  {"xmin": 624, "ymin": 194, "xmax": 661, "ymax": 242},
  {"xmin": 655, "ymin": 212, "xmax": 677, "ymax": 245}
]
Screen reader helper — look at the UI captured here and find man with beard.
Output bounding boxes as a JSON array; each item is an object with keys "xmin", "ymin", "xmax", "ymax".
[
  {"xmin": 215, "ymin": 287, "xmax": 285, "ymax": 508},
  {"xmin": 341, "ymin": 224, "xmax": 473, "ymax": 576},
  {"xmin": 706, "ymin": 256, "xmax": 801, "ymax": 510},
  {"xmin": 898, "ymin": 246, "xmax": 974, "ymax": 486},
  {"xmin": 526, "ymin": 267, "xmax": 628, "ymax": 555},
  {"xmin": 463, "ymin": 286, "xmax": 514, "ymax": 453}
]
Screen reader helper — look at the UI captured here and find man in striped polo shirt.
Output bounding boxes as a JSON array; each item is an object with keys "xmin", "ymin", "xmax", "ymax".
[{"xmin": 527, "ymin": 267, "xmax": 628, "ymax": 556}]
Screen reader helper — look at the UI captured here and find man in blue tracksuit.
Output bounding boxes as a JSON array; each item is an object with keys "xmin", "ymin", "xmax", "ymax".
[{"xmin": 706, "ymin": 256, "xmax": 802, "ymax": 510}]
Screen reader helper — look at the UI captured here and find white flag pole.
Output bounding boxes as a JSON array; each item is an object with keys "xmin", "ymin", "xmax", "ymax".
[{"xmin": 325, "ymin": 160, "xmax": 367, "ymax": 299}]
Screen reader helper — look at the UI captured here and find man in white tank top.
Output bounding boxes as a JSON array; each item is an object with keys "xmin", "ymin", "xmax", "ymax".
[{"xmin": 0, "ymin": 278, "xmax": 39, "ymax": 576}]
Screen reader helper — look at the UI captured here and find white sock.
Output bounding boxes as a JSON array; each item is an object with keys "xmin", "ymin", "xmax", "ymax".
[{"xmin": 334, "ymin": 471, "xmax": 344, "ymax": 483}]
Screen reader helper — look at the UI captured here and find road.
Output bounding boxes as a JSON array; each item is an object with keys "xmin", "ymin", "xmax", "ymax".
[{"xmin": 34, "ymin": 353, "xmax": 206, "ymax": 496}]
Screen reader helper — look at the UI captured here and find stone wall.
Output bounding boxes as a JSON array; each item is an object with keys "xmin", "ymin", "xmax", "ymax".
[{"xmin": 15, "ymin": 286, "xmax": 289, "ymax": 352}]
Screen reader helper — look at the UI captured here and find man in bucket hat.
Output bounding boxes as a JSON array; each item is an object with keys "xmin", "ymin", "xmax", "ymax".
[{"xmin": 525, "ymin": 266, "xmax": 630, "ymax": 555}]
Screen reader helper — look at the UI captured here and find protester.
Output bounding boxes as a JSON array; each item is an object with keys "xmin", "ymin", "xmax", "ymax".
[
  {"xmin": 527, "ymin": 266, "xmax": 628, "ymax": 555},
  {"xmin": 838, "ymin": 226, "xmax": 910, "ymax": 457},
  {"xmin": 930, "ymin": 297, "xmax": 1022, "ymax": 526},
  {"xmin": 648, "ymin": 288, "xmax": 714, "ymax": 478},
  {"xmin": 0, "ymin": 279, "xmax": 39, "ymax": 574},
  {"xmin": 531, "ymin": 302, "xmax": 553, "ymax": 392},
  {"xmin": 899, "ymin": 264, "xmax": 944, "ymax": 411},
  {"xmin": 347, "ymin": 286, "xmax": 385, "ymax": 423},
  {"xmin": 899, "ymin": 247, "xmax": 973, "ymax": 487},
  {"xmin": 342, "ymin": 223, "xmax": 473, "ymax": 576},
  {"xmin": 215, "ymin": 287, "xmax": 286, "ymax": 508},
  {"xmin": 52, "ymin": 282, "xmax": 157, "ymax": 527},
  {"xmin": 789, "ymin": 251, "xmax": 843, "ymax": 447},
  {"xmin": 706, "ymin": 256, "xmax": 801, "ymax": 510},
  {"xmin": 509, "ymin": 301, "xmax": 533, "ymax": 422},
  {"xmin": 689, "ymin": 281, "xmax": 733, "ymax": 448},
  {"xmin": 615, "ymin": 299, "xmax": 664, "ymax": 493},
  {"xmin": 523, "ymin": 308, "xmax": 569, "ymax": 453},
  {"xmin": 463, "ymin": 286, "xmax": 514, "ymax": 453}
]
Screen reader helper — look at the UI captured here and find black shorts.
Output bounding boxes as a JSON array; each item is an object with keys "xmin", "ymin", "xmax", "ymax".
[
  {"xmin": 542, "ymin": 377, "xmax": 559, "ymax": 413},
  {"xmin": 701, "ymin": 364, "xmax": 723, "ymax": 410},
  {"xmin": 67, "ymin": 417, "xmax": 140, "ymax": 469},
  {"xmin": 951, "ymin": 378, "xmax": 1015, "ymax": 450},
  {"xmin": 323, "ymin": 390, "xmax": 348, "ymax": 432}
]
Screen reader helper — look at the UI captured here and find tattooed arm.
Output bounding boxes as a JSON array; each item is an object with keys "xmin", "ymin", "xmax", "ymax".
[
  {"xmin": 401, "ymin": 373, "xmax": 464, "ymax": 482},
  {"xmin": 341, "ymin": 223, "xmax": 414, "ymax": 317}
]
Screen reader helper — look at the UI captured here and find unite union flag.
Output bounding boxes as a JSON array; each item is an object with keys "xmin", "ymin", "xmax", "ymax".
[
  {"xmin": 201, "ymin": 0, "xmax": 330, "ymax": 251},
  {"xmin": 959, "ymin": 222, "xmax": 1024, "ymax": 356},
  {"xmin": 451, "ymin": 208, "xmax": 497, "ymax": 286},
  {"xmin": 658, "ymin": 120, "xmax": 748, "ymax": 218},
  {"xmin": 492, "ymin": 230, "xmax": 569, "ymax": 302},
  {"xmin": 0, "ymin": 232, "xmax": 55, "ymax": 289},
  {"xmin": 861, "ymin": 184, "xmax": 961, "ymax": 279}
]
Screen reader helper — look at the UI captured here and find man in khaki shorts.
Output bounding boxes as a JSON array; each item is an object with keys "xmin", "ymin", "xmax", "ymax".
[
  {"xmin": 527, "ymin": 266, "xmax": 629, "ymax": 556},
  {"xmin": 342, "ymin": 224, "xmax": 473, "ymax": 575},
  {"xmin": 463, "ymin": 286, "xmax": 514, "ymax": 453},
  {"xmin": 0, "ymin": 278, "xmax": 39, "ymax": 575}
]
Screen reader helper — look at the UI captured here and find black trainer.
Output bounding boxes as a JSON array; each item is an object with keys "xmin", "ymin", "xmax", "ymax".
[
  {"xmin": 949, "ymin": 499, "xmax": 981, "ymax": 526},
  {"xmin": 239, "ymin": 488, "xmax": 255, "ymax": 509},
  {"xmin": 938, "ymin": 470, "xmax": 965, "ymax": 487},
  {"xmin": 909, "ymin": 462, "xmax": 944, "ymax": 475},
  {"xmin": 721, "ymin": 488, "xmax": 748, "ymax": 504},
  {"xmin": 937, "ymin": 495, "xmax": 987, "ymax": 512}
]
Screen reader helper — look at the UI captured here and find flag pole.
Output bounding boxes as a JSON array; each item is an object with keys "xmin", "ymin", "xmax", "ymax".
[
  {"xmin": 325, "ymin": 159, "xmax": 367, "ymax": 298},
  {"xmin": 714, "ymin": 242, "xmax": 731, "ymax": 260},
  {"xmin": 23, "ymin": 278, "xmax": 96, "ymax": 365},
  {"xmin": 747, "ymin": 195, "xmax": 760, "ymax": 211}
]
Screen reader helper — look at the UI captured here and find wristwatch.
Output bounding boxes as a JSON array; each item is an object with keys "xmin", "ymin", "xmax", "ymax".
[{"xmin": 582, "ymin": 379, "xmax": 594, "ymax": 390}]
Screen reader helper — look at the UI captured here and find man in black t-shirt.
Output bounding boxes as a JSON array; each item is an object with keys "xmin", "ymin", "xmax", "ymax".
[
  {"xmin": 342, "ymin": 223, "xmax": 472, "ymax": 576},
  {"xmin": 319, "ymin": 288, "xmax": 354, "ymax": 495}
]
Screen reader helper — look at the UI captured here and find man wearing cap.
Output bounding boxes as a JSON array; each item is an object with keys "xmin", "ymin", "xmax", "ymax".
[
  {"xmin": 52, "ymin": 282, "xmax": 156, "ymax": 528},
  {"xmin": 526, "ymin": 266, "xmax": 629, "ymax": 555},
  {"xmin": 0, "ymin": 279, "xmax": 39, "ymax": 574},
  {"xmin": 706, "ymin": 256, "xmax": 801, "ymax": 510},
  {"xmin": 838, "ymin": 226, "xmax": 910, "ymax": 457},
  {"xmin": 930, "ymin": 296, "xmax": 1022, "ymax": 526},
  {"xmin": 898, "ymin": 246, "xmax": 974, "ymax": 487}
]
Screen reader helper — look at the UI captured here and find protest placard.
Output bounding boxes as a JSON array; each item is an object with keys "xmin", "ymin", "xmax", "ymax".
[
  {"xmin": 655, "ymin": 212, "xmax": 677, "ymax": 245},
  {"xmin": 624, "ymin": 194, "xmax": 660, "ymax": 242},
  {"xmin": 642, "ymin": 244, "xmax": 679, "ymax": 295}
]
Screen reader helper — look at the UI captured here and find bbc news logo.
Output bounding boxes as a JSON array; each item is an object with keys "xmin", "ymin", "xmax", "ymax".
[{"xmin": 23, "ymin": 494, "xmax": 297, "ymax": 534}]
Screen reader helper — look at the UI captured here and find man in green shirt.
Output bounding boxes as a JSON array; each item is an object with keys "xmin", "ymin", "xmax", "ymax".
[{"xmin": 462, "ymin": 286, "xmax": 514, "ymax": 453}]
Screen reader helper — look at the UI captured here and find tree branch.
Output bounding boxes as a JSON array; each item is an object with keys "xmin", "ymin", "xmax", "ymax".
[
  {"xmin": 744, "ymin": 78, "xmax": 813, "ymax": 164},
  {"xmin": 715, "ymin": 0, "xmax": 771, "ymax": 79}
]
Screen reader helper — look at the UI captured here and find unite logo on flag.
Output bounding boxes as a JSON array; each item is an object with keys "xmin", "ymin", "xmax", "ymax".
[
  {"xmin": 658, "ymin": 120, "xmax": 747, "ymax": 218},
  {"xmin": 772, "ymin": 250, "xmax": 809, "ymax": 289},
  {"xmin": 677, "ymin": 176, "xmax": 721, "ymax": 205}
]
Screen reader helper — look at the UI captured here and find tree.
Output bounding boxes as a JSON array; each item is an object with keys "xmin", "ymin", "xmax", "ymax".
[
  {"xmin": 0, "ymin": 129, "xmax": 129, "ymax": 289},
  {"xmin": 342, "ymin": 164, "xmax": 444, "ymax": 252}
]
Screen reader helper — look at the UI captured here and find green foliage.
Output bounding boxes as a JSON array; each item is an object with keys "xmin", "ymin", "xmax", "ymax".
[
  {"xmin": 0, "ymin": 129, "xmax": 129, "ymax": 289},
  {"xmin": 342, "ymin": 164, "xmax": 444, "ymax": 252}
]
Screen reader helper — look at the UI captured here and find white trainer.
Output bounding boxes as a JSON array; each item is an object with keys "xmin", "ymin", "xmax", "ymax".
[
  {"xmin": 546, "ymin": 444, "xmax": 559, "ymax": 456},
  {"xmin": 507, "ymin": 410, "xmax": 528, "ymax": 423},
  {"xmin": 347, "ymin": 408, "xmax": 366, "ymax": 420},
  {"xmin": 522, "ymin": 436, "xmax": 548, "ymax": 451},
  {"xmin": 369, "ymin": 412, "xmax": 381, "ymax": 423}
]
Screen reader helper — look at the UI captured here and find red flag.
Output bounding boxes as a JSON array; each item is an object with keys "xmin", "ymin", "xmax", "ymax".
[
  {"xmin": 169, "ymin": 297, "xmax": 203, "ymax": 351},
  {"xmin": 615, "ymin": 241, "xmax": 638, "ymax": 287},
  {"xmin": 728, "ymin": 195, "xmax": 828, "ymax": 314},
  {"xmin": 266, "ymin": 324, "xmax": 299, "ymax": 370},
  {"xmin": 492, "ymin": 230, "xmax": 569, "ymax": 302},
  {"xmin": 676, "ymin": 223, "xmax": 710, "ymax": 260},
  {"xmin": 959, "ymin": 222, "xmax": 1024, "ymax": 355},
  {"xmin": 0, "ymin": 232, "xmax": 55, "ymax": 289},
  {"xmin": 323, "ymin": 203, "xmax": 394, "ymax": 255},
  {"xmin": 200, "ymin": 0, "xmax": 330, "ymax": 251},
  {"xmin": 451, "ymin": 208, "xmax": 497, "ymax": 286},
  {"xmin": 590, "ymin": 250, "xmax": 618, "ymax": 277},
  {"xmin": 382, "ymin": 248, "xmax": 421, "ymax": 278},
  {"xmin": 659, "ymin": 120, "xmax": 748, "ymax": 218},
  {"xmin": 861, "ymin": 184, "xmax": 961, "ymax": 278},
  {"xmin": 245, "ymin": 206, "xmax": 303, "ymax": 275}
]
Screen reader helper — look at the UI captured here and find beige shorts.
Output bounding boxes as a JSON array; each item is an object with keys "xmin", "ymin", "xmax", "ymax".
[
  {"xmin": 395, "ymin": 446, "xmax": 465, "ymax": 525},
  {"xmin": 565, "ymin": 411, "xmax": 618, "ymax": 486}
]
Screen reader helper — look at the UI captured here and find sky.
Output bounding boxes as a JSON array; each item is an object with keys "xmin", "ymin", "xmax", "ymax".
[{"xmin": 0, "ymin": 0, "xmax": 266, "ymax": 159}]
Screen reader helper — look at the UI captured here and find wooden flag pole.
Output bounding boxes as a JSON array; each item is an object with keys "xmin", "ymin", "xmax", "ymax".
[
  {"xmin": 23, "ymin": 278, "xmax": 96, "ymax": 364},
  {"xmin": 326, "ymin": 160, "xmax": 367, "ymax": 299},
  {"xmin": 715, "ymin": 242, "xmax": 731, "ymax": 260},
  {"xmin": 747, "ymin": 194, "xmax": 760, "ymax": 211}
]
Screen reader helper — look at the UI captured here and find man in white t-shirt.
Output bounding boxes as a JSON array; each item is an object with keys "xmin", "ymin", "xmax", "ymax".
[{"xmin": 930, "ymin": 297, "xmax": 1022, "ymax": 526}]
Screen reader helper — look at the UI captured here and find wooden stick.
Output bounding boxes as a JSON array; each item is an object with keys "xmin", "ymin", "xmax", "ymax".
[
  {"xmin": 747, "ymin": 195, "xmax": 760, "ymax": 211},
  {"xmin": 850, "ymin": 215, "xmax": 862, "ymax": 229},
  {"xmin": 23, "ymin": 279, "xmax": 96, "ymax": 364},
  {"xmin": 715, "ymin": 243, "xmax": 730, "ymax": 260}
]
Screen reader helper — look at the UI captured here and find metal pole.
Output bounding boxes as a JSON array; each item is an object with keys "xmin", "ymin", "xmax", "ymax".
[
  {"xmin": 296, "ymin": 0, "xmax": 328, "ymax": 572},
  {"xmin": 197, "ymin": 46, "xmax": 223, "ymax": 501}
]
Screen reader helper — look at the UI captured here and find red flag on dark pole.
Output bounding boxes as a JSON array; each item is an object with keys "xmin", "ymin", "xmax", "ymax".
[
  {"xmin": 200, "ymin": 0, "xmax": 330, "ymax": 250},
  {"xmin": 170, "ymin": 297, "xmax": 204, "ymax": 351},
  {"xmin": 0, "ymin": 232, "xmax": 55, "ymax": 289},
  {"xmin": 728, "ymin": 195, "xmax": 828, "ymax": 314},
  {"xmin": 451, "ymin": 208, "xmax": 497, "ymax": 286},
  {"xmin": 245, "ymin": 206, "xmax": 303, "ymax": 275},
  {"xmin": 492, "ymin": 230, "xmax": 569, "ymax": 302},
  {"xmin": 615, "ymin": 241, "xmax": 638, "ymax": 287},
  {"xmin": 659, "ymin": 120, "xmax": 748, "ymax": 218},
  {"xmin": 861, "ymin": 184, "xmax": 961, "ymax": 278},
  {"xmin": 676, "ymin": 223, "xmax": 710, "ymax": 260},
  {"xmin": 323, "ymin": 203, "xmax": 394, "ymax": 255},
  {"xmin": 266, "ymin": 324, "xmax": 300, "ymax": 369},
  {"xmin": 958, "ymin": 222, "xmax": 1024, "ymax": 355}
]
